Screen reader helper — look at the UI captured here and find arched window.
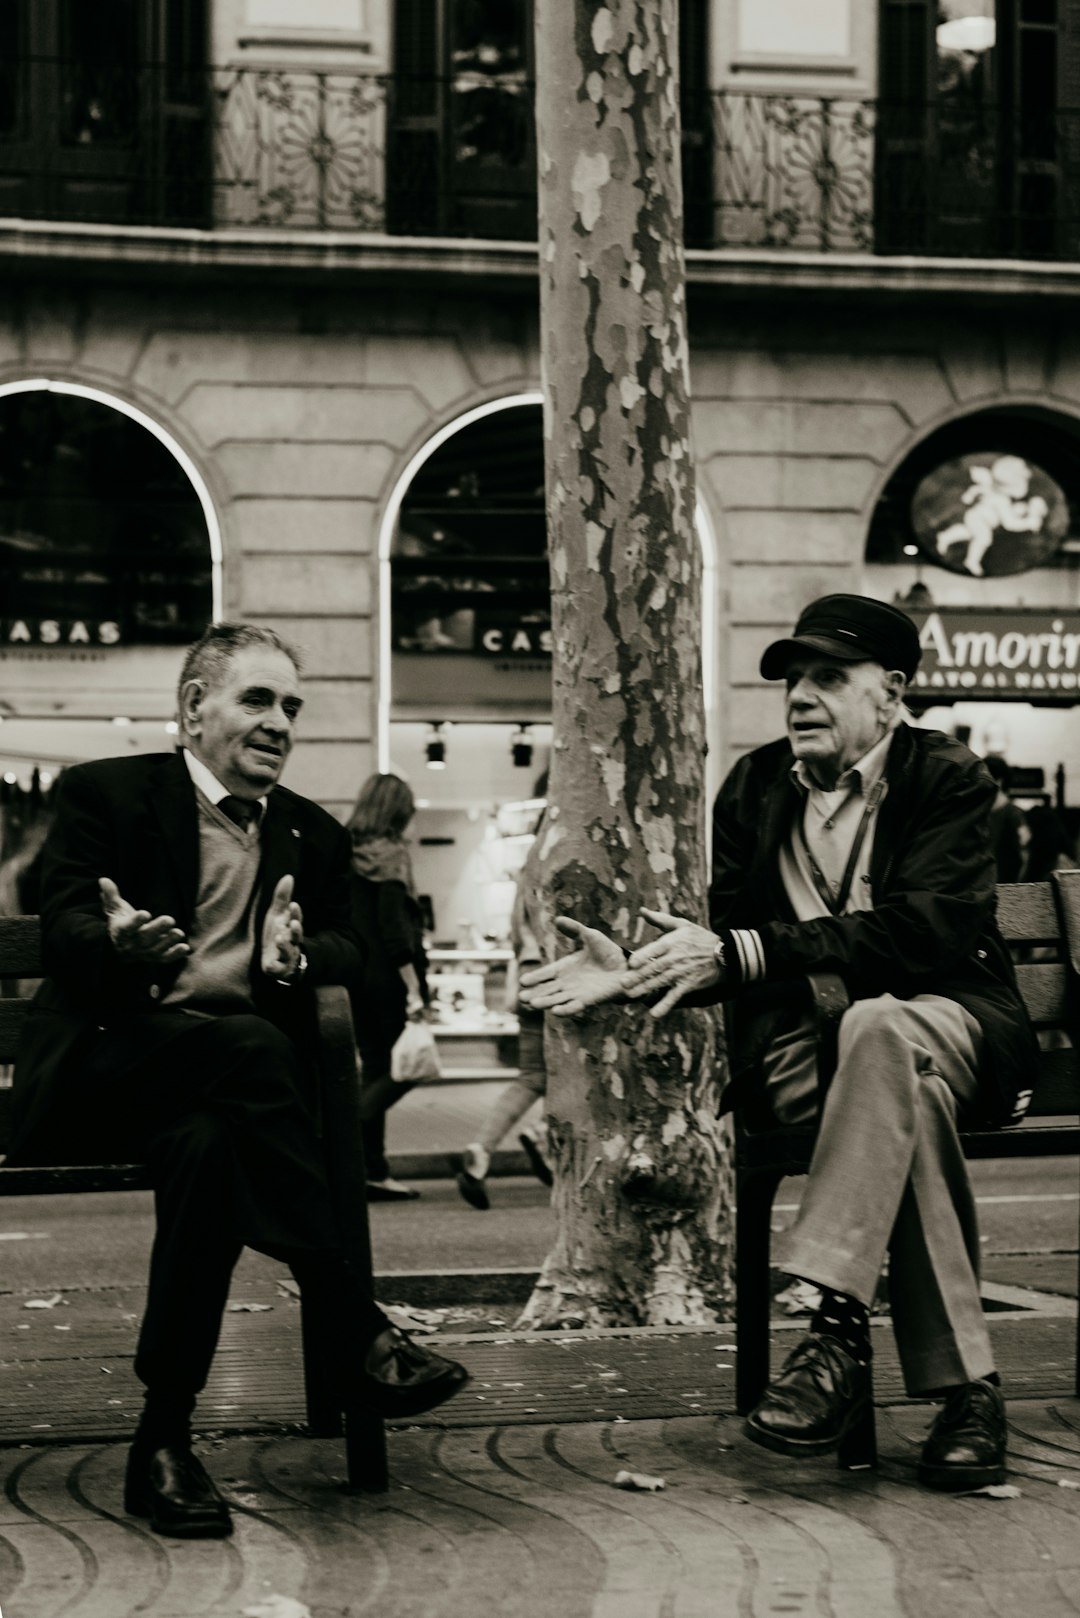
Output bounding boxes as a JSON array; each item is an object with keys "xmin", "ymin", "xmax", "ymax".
[
  {"xmin": 389, "ymin": 400, "xmax": 550, "ymax": 724},
  {"xmin": 0, "ymin": 383, "xmax": 216, "ymax": 780}
]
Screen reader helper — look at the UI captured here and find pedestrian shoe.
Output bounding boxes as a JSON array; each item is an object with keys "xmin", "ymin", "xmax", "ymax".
[
  {"xmin": 745, "ymin": 1333, "xmax": 871, "ymax": 1456},
  {"xmin": 124, "ymin": 1442, "xmax": 233, "ymax": 1538},
  {"xmin": 518, "ymin": 1128, "xmax": 554, "ymax": 1188},
  {"xmin": 455, "ymin": 1143, "xmax": 490, "ymax": 1210},
  {"xmin": 917, "ymin": 1378, "xmax": 1007, "ymax": 1492},
  {"xmin": 366, "ymin": 1176, "xmax": 421, "ymax": 1202},
  {"xmin": 359, "ymin": 1326, "xmax": 469, "ymax": 1418}
]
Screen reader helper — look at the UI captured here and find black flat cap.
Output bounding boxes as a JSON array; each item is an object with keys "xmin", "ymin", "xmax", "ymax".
[{"xmin": 760, "ymin": 594, "xmax": 922, "ymax": 682}]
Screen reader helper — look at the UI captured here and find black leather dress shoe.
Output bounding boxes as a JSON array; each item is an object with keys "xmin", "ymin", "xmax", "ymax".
[
  {"xmin": 745, "ymin": 1333, "xmax": 870, "ymax": 1456},
  {"xmin": 124, "ymin": 1442, "xmax": 232, "ymax": 1538},
  {"xmin": 917, "ymin": 1378, "xmax": 1007, "ymax": 1491},
  {"xmin": 359, "ymin": 1326, "xmax": 469, "ymax": 1418}
]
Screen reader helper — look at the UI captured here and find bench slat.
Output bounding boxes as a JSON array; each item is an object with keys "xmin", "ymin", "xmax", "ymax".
[
  {"xmin": 997, "ymin": 882, "xmax": 1060, "ymax": 944},
  {"xmin": 1026, "ymin": 1046, "xmax": 1080, "ymax": 1116},
  {"xmin": 0, "ymin": 999, "xmax": 30, "ymax": 1065},
  {"xmin": 0, "ymin": 916, "xmax": 42, "ymax": 976},
  {"xmin": 1014, "ymin": 961, "xmax": 1070, "ymax": 1025}
]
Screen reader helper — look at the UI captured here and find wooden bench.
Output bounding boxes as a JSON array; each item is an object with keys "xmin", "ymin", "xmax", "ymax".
[
  {"xmin": 0, "ymin": 916, "xmax": 389, "ymax": 1492},
  {"xmin": 734, "ymin": 873, "xmax": 1080, "ymax": 1466}
]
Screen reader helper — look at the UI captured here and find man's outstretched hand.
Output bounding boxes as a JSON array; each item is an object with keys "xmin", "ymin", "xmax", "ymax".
[
  {"xmin": 261, "ymin": 873, "xmax": 304, "ymax": 979},
  {"xmin": 99, "ymin": 877, "xmax": 190, "ymax": 964},
  {"xmin": 623, "ymin": 908, "xmax": 724, "ymax": 1018},
  {"xmin": 518, "ymin": 917, "xmax": 629, "ymax": 1017}
]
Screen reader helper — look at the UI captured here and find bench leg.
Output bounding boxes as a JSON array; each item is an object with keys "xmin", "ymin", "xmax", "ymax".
[
  {"xmin": 837, "ymin": 1385, "xmax": 878, "ymax": 1471},
  {"xmin": 300, "ymin": 1289, "xmax": 344, "ymax": 1438},
  {"xmin": 735, "ymin": 1165, "xmax": 785, "ymax": 1416},
  {"xmin": 344, "ymin": 1402, "xmax": 389, "ymax": 1492}
]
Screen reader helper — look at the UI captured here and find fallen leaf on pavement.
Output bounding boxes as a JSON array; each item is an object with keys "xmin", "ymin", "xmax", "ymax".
[
  {"xmin": 614, "ymin": 1469, "xmax": 665, "ymax": 1492},
  {"xmin": 1057, "ymin": 1479, "xmax": 1080, "ymax": 1490},
  {"xmin": 23, "ymin": 1294, "xmax": 64, "ymax": 1310},
  {"xmin": 228, "ymin": 1303, "xmax": 273, "ymax": 1313},
  {"xmin": 963, "ymin": 1483, "xmax": 1021, "ymax": 1498},
  {"xmin": 386, "ymin": 1303, "xmax": 447, "ymax": 1333}
]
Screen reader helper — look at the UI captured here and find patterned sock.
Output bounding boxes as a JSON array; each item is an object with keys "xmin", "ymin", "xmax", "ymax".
[{"xmin": 810, "ymin": 1286, "xmax": 872, "ymax": 1366}]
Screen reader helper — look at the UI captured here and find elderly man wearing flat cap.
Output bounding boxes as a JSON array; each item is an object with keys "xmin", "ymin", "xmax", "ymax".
[{"xmin": 521, "ymin": 592, "xmax": 1036, "ymax": 1491}]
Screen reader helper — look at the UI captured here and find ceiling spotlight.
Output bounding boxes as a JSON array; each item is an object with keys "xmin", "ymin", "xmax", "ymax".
[
  {"xmin": 511, "ymin": 724, "xmax": 533, "ymax": 768},
  {"xmin": 426, "ymin": 722, "xmax": 447, "ymax": 770}
]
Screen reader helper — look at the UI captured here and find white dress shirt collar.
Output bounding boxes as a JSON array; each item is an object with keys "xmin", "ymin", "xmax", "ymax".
[{"xmin": 181, "ymin": 749, "xmax": 266, "ymax": 821}]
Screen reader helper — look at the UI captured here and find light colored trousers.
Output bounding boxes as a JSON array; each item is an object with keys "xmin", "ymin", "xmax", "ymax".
[{"xmin": 764, "ymin": 993, "xmax": 994, "ymax": 1395}]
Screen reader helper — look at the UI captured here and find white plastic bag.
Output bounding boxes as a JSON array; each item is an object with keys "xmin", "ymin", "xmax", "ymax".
[{"xmin": 390, "ymin": 1020, "xmax": 442, "ymax": 1083}]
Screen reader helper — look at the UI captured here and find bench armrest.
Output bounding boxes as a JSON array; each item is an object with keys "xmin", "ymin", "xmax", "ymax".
[{"xmin": 314, "ymin": 984, "xmax": 374, "ymax": 1282}]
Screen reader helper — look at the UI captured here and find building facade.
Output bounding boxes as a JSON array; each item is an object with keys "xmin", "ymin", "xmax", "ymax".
[{"xmin": 2, "ymin": 0, "xmax": 1080, "ymax": 883}]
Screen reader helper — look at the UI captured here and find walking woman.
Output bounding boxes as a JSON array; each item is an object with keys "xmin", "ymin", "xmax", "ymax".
[{"xmin": 347, "ymin": 772, "xmax": 429, "ymax": 1201}]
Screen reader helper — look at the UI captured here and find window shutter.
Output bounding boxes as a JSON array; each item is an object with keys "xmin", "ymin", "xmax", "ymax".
[
  {"xmin": 1058, "ymin": 0, "xmax": 1080, "ymax": 252},
  {"xmin": 388, "ymin": 0, "xmax": 444, "ymax": 232},
  {"xmin": 156, "ymin": 0, "xmax": 209, "ymax": 225},
  {"xmin": 680, "ymin": 0, "xmax": 711, "ymax": 245},
  {"xmin": 876, "ymin": 0, "xmax": 935, "ymax": 251}
]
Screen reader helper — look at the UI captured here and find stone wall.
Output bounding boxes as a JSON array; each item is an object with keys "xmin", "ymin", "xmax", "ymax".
[
  {"xmin": 4, "ymin": 274, "xmax": 1078, "ymax": 807},
  {"xmin": 0, "ymin": 281, "xmax": 539, "ymax": 817},
  {"xmin": 690, "ymin": 302, "xmax": 1080, "ymax": 761}
]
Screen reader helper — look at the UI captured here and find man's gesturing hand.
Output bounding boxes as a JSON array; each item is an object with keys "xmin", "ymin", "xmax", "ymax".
[
  {"xmin": 518, "ymin": 917, "xmax": 629, "ymax": 1017},
  {"xmin": 261, "ymin": 873, "xmax": 304, "ymax": 980},
  {"xmin": 99, "ymin": 877, "xmax": 190, "ymax": 964},
  {"xmin": 624, "ymin": 908, "xmax": 723, "ymax": 1018}
]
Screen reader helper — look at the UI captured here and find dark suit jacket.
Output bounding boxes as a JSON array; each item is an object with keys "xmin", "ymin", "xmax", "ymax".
[
  {"xmin": 707, "ymin": 723, "xmax": 1037, "ymax": 1129},
  {"xmin": 9, "ymin": 751, "xmax": 361, "ymax": 1163}
]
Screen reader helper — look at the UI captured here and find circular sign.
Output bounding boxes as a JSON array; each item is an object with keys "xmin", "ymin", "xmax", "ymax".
[{"xmin": 910, "ymin": 452, "xmax": 1069, "ymax": 577}]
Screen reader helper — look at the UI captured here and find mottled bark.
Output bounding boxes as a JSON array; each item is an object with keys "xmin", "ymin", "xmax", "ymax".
[{"xmin": 522, "ymin": 0, "xmax": 733, "ymax": 1329}]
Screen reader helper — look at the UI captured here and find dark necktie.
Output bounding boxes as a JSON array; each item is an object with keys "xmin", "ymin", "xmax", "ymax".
[{"xmin": 218, "ymin": 795, "xmax": 259, "ymax": 831}]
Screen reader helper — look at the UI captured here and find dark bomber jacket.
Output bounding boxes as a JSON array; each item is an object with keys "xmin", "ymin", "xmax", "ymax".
[{"xmin": 708, "ymin": 722, "xmax": 1037, "ymax": 1129}]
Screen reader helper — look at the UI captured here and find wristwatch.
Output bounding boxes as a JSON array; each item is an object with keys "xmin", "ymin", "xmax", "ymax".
[{"xmin": 277, "ymin": 949, "xmax": 308, "ymax": 986}]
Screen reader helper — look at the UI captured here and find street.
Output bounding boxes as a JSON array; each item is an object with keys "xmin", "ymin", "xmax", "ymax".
[{"xmin": 0, "ymin": 1157, "xmax": 1075, "ymax": 1305}]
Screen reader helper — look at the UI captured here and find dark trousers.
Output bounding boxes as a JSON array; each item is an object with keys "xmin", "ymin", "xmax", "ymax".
[{"xmin": 83, "ymin": 1011, "xmax": 387, "ymax": 1404}]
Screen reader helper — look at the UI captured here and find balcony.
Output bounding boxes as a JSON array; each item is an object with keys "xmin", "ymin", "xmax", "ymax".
[{"xmin": 1, "ymin": 62, "xmax": 1078, "ymax": 263}]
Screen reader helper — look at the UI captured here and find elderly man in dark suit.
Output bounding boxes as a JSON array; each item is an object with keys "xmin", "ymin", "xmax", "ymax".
[
  {"xmin": 522, "ymin": 594, "xmax": 1036, "ymax": 1492},
  {"xmin": 10, "ymin": 622, "xmax": 467, "ymax": 1537}
]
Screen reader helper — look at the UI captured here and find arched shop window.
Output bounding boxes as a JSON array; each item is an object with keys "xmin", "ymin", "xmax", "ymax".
[
  {"xmin": 866, "ymin": 405, "xmax": 1080, "ymax": 806},
  {"xmin": 390, "ymin": 400, "xmax": 549, "ymax": 725},
  {"xmin": 0, "ymin": 384, "xmax": 214, "ymax": 786}
]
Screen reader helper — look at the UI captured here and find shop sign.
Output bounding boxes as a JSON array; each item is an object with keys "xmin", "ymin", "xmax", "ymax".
[
  {"xmin": 0, "ymin": 618, "xmax": 122, "ymax": 646},
  {"xmin": 910, "ymin": 453, "xmax": 1069, "ymax": 578},
  {"xmin": 908, "ymin": 608, "xmax": 1080, "ymax": 698},
  {"xmin": 476, "ymin": 614, "xmax": 552, "ymax": 657}
]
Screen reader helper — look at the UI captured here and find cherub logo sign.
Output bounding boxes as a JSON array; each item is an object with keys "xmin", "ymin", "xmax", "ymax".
[{"xmin": 911, "ymin": 453, "xmax": 1068, "ymax": 578}]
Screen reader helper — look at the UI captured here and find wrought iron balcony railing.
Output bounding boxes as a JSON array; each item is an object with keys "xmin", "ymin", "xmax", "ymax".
[{"xmin": 1, "ymin": 60, "xmax": 1078, "ymax": 262}]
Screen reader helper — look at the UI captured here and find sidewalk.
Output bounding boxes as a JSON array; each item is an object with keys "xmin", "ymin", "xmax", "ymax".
[
  {"xmin": 1, "ymin": 1086, "xmax": 1077, "ymax": 1618},
  {"xmin": 0, "ymin": 1307, "xmax": 1077, "ymax": 1618}
]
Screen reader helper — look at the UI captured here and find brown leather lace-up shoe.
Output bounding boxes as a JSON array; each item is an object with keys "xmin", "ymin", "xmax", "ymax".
[
  {"xmin": 745, "ymin": 1333, "xmax": 871, "ymax": 1456},
  {"xmin": 917, "ymin": 1378, "xmax": 1007, "ymax": 1492}
]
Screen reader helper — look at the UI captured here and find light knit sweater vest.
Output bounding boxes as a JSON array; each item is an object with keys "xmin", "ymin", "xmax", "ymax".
[{"xmin": 164, "ymin": 793, "xmax": 262, "ymax": 1012}]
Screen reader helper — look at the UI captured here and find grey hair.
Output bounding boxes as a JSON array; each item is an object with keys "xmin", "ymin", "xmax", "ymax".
[{"xmin": 176, "ymin": 623, "xmax": 302, "ymax": 736}]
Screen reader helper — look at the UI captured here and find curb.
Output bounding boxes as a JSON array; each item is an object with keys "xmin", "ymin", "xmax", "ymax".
[
  {"xmin": 375, "ymin": 1266, "xmax": 538, "ymax": 1305},
  {"xmin": 387, "ymin": 1147, "xmax": 536, "ymax": 1180}
]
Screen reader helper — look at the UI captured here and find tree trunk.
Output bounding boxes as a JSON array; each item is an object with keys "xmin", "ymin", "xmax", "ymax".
[{"xmin": 521, "ymin": 0, "xmax": 733, "ymax": 1329}]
